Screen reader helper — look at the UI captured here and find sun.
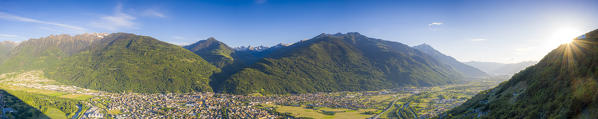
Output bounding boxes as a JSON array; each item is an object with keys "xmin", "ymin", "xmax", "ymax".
[{"xmin": 551, "ymin": 27, "xmax": 584, "ymax": 44}]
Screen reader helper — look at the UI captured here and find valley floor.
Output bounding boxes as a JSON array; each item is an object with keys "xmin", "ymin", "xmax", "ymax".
[{"xmin": 0, "ymin": 71, "xmax": 505, "ymax": 119}]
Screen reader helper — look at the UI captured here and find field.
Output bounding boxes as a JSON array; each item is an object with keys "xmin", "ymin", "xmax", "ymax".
[
  {"xmin": 378, "ymin": 80, "xmax": 504, "ymax": 119},
  {"xmin": 252, "ymin": 79, "xmax": 505, "ymax": 119},
  {"xmin": 0, "ymin": 71, "xmax": 97, "ymax": 119},
  {"xmin": 45, "ymin": 107, "xmax": 68, "ymax": 119},
  {"xmin": 263, "ymin": 104, "xmax": 376, "ymax": 119},
  {"xmin": 0, "ymin": 71, "xmax": 97, "ymax": 100}
]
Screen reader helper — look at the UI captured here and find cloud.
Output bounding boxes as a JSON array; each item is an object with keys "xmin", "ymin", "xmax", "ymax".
[
  {"xmin": 0, "ymin": 34, "xmax": 18, "ymax": 38},
  {"xmin": 0, "ymin": 34, "xmax": 25, "ymax": 41},
  {"xmin": 90, "ymin": 3, "xmax": 137, "ymax": 31},
  {"xmin": 471, "ymin": 38, "xmax": 487, "ymax": 42},
  {"xmin": 428, "ymin": 22, "xmax": 443, "ymax": 31},
  {"xmin": 142, "ymin": 9, "xmax": 166, "ymax": 18},
  {"xmin": 428, "ymin": 22, "xmax": 443, "ymax": 26},
  {"xmin": 0, "ymin": 12, "xmax": 86, "ymax": 31}
]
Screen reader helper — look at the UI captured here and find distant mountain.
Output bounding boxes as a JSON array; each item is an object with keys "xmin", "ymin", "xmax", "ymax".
[
  {"xmin": 0, "ymin": 33, "xmax": 106, "ymax": 73},
  {"xmin": 47, "ymin": 33, "xmax": 219, "ymax": 93},
  {"xmin": 413, "ymin": 44, "xmax": 489, "ymax": 79},
  {"xmin": 217, "ymin": 32, "xmax": 463, "ymax": 94},
  {"xmin": 234, "ymin": 45, "xmax": 270, "ymax": 51},
  {"xmin": 465, "ymin": 61, "xmax": 537, "ymax": 76},
  {"xmin": 0, "ymin": 41, "xmax": 17, "ymax": 62},
  {"xmin": 444, "ymin": 29, "xmax": 598, "ymax": 118},
  {"xmin": 184, "ymin": 37, "xmax": 235, "ymax": 68}
]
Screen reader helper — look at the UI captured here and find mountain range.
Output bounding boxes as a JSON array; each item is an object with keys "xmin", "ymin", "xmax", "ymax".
[
  {"xmin": 413, "ymin": 44, "xmax": 489, "ymax": 79},
  {"xmin": 0, "ymin": 32, "xmax": 486, "ymax": 94},
  {"xmin": 465, "ymin": 61, "xmax": 537, "ymax": 76},
  {"xmin": 214, "ymin": 33, "xmax": 463, "ymax": 94},
  {"xmin": 444, "ymin": 29, "xmax": 598, "ymax": 118},
  {"xmin": 0, "ymin": 41, "xmax": 17, "ymax": 63}
]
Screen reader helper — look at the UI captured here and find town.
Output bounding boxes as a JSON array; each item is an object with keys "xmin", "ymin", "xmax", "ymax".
[
  {"xmin": 81, "ymin": 82, "xmax": 499, "ymax": 119},
  {"xmin": 0, "ymin": 71, "xmax": 503, "ymax": 119}
]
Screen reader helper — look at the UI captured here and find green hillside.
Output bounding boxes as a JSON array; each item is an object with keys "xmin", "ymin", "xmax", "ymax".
[
  {"xmin": 219, "ymin": 32, "xmax": 462, "ymax": 94},
  {"xmin": 184, "ymin": 37, "xmax": 235, "ymax": 68},
  {"xmin": 0, "ymin": 34, "xmax": 100, "ymax": 73},
  {"xmin": 46, "ymin": 33, "xmax": 219, "ymax": 93},
  {"xmin": 2, "ymin": 32, "xmax": 464, "ymax": 94},
  {"xmin": 443, "ymin": 29, "xmax": 598, "ymax": 119}
]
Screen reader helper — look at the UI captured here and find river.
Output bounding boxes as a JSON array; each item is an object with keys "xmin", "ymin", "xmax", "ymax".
[{"xmin": 71, "ymin": 104, "xmax": 82, "ymax": 119}]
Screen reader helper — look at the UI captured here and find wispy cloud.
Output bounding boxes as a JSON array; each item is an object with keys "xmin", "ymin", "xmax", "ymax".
[
  {"xmin": 428, "ymin": 22, "xmax": 443, "ymax": 31},
  {"xmin": 471, "ymin": 38, "xmax": 487, "ymax": 42},
  {"xmin": 0, "ymin": 34, "xmax": 25, "ymax": 41},
  {"xmin": 90, "ymin": 3, "xmax": 137, "ymax": 31},
  {"xmin": 0, "ymin": 34, "xmax": 18, "ymax": 38},
  {"xmin": 0, "ymin": 12, "xmax": 86, "ymax": 31},
  {"xmin": 428, "ymin": 22, "xmax": 443, "ymax": 26},
  {"xmin": 142, "ymin": 9, "xmax": 166, "ymax": 18}
]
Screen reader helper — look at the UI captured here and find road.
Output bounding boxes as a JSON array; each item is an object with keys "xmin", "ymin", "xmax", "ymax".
[
  {"xmin": 370, "ymin": 97, "xmax": 398, "ymax": 119},
  {"xmin": 396, "ymin": 102, "xmax": 417, "ymax": 119},
  {"xmin": 397, "ymin": 102, "xmax": 408, "ymax": 119}
]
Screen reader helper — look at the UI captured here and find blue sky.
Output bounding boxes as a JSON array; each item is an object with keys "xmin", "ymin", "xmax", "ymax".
[{"xmin": 0, "ymin": 0, "xmax": 597, "ymax": 63}]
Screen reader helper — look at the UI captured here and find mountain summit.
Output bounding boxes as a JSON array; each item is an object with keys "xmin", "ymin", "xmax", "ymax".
[{"xmin": 184, "ymin": 37, "xmax": 235, "ymax": 68}]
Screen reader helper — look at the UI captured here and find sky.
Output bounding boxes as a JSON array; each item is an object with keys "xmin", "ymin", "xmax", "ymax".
[{"xmin": 0, "ymin": 0, "xmax": 597, "ymax": 63}]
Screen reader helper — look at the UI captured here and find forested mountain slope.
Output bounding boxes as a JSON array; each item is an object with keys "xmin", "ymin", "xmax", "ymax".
[
  {"xmin": 46, "ymin": 33, "xmax": 219, "ymax": 93},
  {"xmin": 443, "ymin": 29, "xmax": 598, "ymax": 119},
  {"xmin": 0, "ymin": 33, "xmax": 104, "ymax": 73},
  {"xmin": 184, "ymin": 37, "xmax": 234, "ymax": 68},
  {"xmin": 218, "ymin": 32, "xmax": 463, "ymax": 94}
]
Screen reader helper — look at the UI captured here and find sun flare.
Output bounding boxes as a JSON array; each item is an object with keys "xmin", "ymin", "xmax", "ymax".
[{"xmin": 552, "ymin": 27, "xmax": 584, "ymax": 44}]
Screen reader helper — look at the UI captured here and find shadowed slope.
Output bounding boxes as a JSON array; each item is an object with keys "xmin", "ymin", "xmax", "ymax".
[{"xmin": 1, "ymin": 90, "xmax": 50, "ymax": 119}]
